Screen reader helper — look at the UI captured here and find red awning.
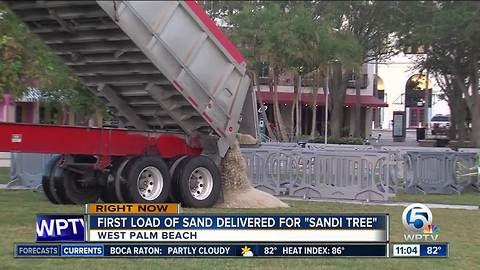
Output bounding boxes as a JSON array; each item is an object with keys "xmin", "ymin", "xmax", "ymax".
[{"xmin": 257, "ymin": 92, "xmax": 388, "ymax": 107}]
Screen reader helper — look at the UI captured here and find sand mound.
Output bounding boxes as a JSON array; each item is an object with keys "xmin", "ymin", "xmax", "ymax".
[
  {"xmin": 215, "ymin": 187, "xmax": 289, "ymax": 208},
  {"xmin": 237, "ymin": 133, "xmax": 258, "ymax": 145},
  {"xmin": 215, "ymin": 139, "xmax": 288, "ymax": 209}
]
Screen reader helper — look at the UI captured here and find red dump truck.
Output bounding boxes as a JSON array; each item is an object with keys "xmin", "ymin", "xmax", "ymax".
[{"xmin": 1, "ymin": 1, "xmax": 258, "ymax": 207}]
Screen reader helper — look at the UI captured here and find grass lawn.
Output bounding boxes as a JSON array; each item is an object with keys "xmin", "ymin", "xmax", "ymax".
[
  {"xmin": 394, "ymin": 191, "xmax": 480, "ymax": 206},
  {"xmin": 0, "ymin": 167, "xmax": 10, "ymax": 184},
  {"xmin": 0, "ymin": 190, "xmax": 479, "ymax": 270}
]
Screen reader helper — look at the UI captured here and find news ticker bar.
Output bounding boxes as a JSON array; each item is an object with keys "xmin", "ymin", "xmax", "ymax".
[
  {"xmin": 15, "ymin": 243, "xmax": 388, "ymax": 257},
  {"xmin": 89, "ymin": 215, "xmax": 388, "ymax": 229},
  {"xmin": 36, "ymin": 214, "xmax": 389, "ymax": 243},
  {"xmin": 86, "ymin": 215, "xmax": 388, "ymax": 243},
  {"xmin": 392, "ymin": 243, "xmax": 448, "ymax": 257}
]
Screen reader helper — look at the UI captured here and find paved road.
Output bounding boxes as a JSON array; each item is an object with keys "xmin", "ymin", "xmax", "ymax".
[
  {"xmin": 282, "ymin": 197, "xmax": 479, "ymax": 210},
  {"xmin": 369, "ymin": 129, "xmax": 420, "ymax": 147}
]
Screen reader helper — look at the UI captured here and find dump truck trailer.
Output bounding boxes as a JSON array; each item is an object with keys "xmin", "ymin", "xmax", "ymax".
[{"xmin": 1, "ymin": 0, "xmax": 258, "ymax": 207}]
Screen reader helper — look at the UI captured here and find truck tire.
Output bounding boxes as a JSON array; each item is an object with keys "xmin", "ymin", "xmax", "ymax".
[
  {"xmin": 173, "ymin": 155, "xmax": 220, "ymax": 208},
  {"xmin": 124, "ymin": 156, "xmax": 171, "ymax": 203},
  {"xmin": 59, "ymin": 168, "xmax": 101, "ymax": 204},
  {"xmin": 42, "ymin": 156, "xmax": 63, "ymax": 204},
  {"xmin": 101, "ymin": 157, "xmax": 132, "ymax": 203},
  {"xmin": 100, "ymin": 173, "xmax": 118, "ymax": 203},
  {"xmin": 167, "ymin": 155, "xmax": 189, "ymax": 202}
]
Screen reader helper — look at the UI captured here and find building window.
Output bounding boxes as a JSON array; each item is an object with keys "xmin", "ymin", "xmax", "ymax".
[
  {"xmin": 15, "ymin": 104, "xmax": 23, "ymax": 123},
  {"xmin": 347, "ymin": 72, "xmax": 368, "ymax": 89}
]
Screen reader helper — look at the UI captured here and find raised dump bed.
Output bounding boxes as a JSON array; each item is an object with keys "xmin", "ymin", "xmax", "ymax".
[
  {"xmin": 1, "ymin": 1, "xmax": 258, "ymax": 207},
  {"xmin": 6, "ymin": 0, "xmax": 254, "ymax": 156}
]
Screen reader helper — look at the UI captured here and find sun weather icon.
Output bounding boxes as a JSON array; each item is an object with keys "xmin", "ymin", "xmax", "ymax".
[{"xmin": 241, "ymin": 245, "xmax": 254, "ymax": 257}]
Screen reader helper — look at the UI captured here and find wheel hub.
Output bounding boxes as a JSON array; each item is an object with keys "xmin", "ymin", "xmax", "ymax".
[
  {"xmin": 137, "ymin": 166, "xmax": 163, "ymax": 201},
  {"xmin": 189, "ymin": 167, "xmax": 213, "ymax": 200}
]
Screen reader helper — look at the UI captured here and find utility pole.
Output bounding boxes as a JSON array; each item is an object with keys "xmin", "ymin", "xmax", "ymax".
[
  {"xmin": 424, "ymin": 69, "xmax": 429, "ymax": 128},
  {"xmin": 374, "ymin": 58, "xmax": 380, "ymax": 128},
  {"xmin": 324, "ymin": 64, "xmax": 329, "ymax": 144},
  {"xmin": 295, "ymin": 71, "xmax": 302, "ymax": 138}
]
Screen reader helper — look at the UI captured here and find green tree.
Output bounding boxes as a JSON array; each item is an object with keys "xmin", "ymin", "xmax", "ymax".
[
  {"xmin": 286, "ymin": 5, "xmax": 362, "ymax": 139},
  {"xmin": 229, "ymin": 1, "xmax": 362, "ymax": 140},
  {"xmin": 319, "ymin": 30, "xmax": 362, "ymax": 139},
  {"xmin": 395, "ymin": 1, "xmax": 480, "ymax": 146},
  {"xmin": 0, "ymin": 3, "xmax": 100, "ymax": 122},
  {"xmin": 230, "ymin": 3, "xmax": 296, "ymax": 141},
  {"xmin": 326, "ymin": 1, "xmax": 397, "ymax": 138},
  {"xmin": 227, "ymin": 2, "xmax": 276, "ymax": 139}
]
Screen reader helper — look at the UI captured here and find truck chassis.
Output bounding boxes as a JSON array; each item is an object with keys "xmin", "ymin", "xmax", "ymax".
[{"xmin": 0, "ymin": 122, "xmax": 221, "ymax": 208}]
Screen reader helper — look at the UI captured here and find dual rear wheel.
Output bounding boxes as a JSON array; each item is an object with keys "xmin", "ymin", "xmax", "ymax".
[
  {"xmin": 42, "ymin": 155, "xmax": 100, "ymax": 204},
  {"xmin": 171, "ymin": 156, "xmax": 220, "ymax": 208},
  {"xmin": 42, "ymin": 155, "xmax": 220, "ymax": 208}
]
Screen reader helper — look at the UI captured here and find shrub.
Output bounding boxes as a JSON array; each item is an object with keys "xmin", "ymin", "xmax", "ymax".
[{"xmin": 307, "ymin": 136, "xmax": 364, "ymax": 145}]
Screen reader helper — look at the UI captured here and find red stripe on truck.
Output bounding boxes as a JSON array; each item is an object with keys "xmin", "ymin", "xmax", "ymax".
[
  {"xmin": 187, "ymin": 96, "xmax": 198, "ymax": 107},
  {"xmin": 172, "ymin": 80, "xmax": 184, "ymax": 92},
  {"xmin": 216, "ymin": 127, "xmax": 227, "ymax": 138},
  {"xmin": 202, "ymin": 112, "xmax": 213, "ymax": 123},
  {"xmin": 184, "ymin": 0, "xmax": 245, "ymax": 65}
]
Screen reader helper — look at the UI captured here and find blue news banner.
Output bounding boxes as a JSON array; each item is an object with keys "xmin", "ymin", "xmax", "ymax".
[
  {"xmin": 19, "ymin": 214, "xmax": 390, "ymax": 257},
  {"xmin": 15, "ymin": 243, "xmax": 388, "ymax": 257},
  {"xmin": 87, "ymin": 214, "xmax": 388, "ymax": 242}
]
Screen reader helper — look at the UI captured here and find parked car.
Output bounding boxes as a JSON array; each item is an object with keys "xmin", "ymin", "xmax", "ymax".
[{"xmin": 430, "ymin": 114, "xmax": 450, "ymax": 135}]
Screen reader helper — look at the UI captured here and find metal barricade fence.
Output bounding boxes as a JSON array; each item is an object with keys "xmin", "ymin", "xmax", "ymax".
[
  {"xmin": 402, "ymin": 151, "xmax": 478, "ymax": 194},
  {"xmin": 456, "ymin": 150, "xmax": 479, "ymax": 192},
  {"xmin": 4, "ymin": 143, "xmax": 478, "ymax": 199},
  {"xmin": 8, "ymin": 153, "xmax": 57, "ymax": 189},
  {"xmin": 241, "ymin": 147, "xmax": 394, "ymax": 201},
  {"xmin": 403, "ymin": 151, "xmax": 458, "ymax": 194},
  {"xmin": 242, "ymin": 143, "xmax": 479, "ymax": 196},
  {"xmin": 250, "ymin": 143, "xmax": 403, "ymax": 193}
]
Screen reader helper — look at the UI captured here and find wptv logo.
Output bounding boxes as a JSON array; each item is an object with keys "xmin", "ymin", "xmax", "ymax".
[
  {"xmin": 36, "ymin": 215, "xmax": 85, "ymax": 242},
  {"xmin": 402, "ymin": 203, "xmax": 439, "ymax": 241}
]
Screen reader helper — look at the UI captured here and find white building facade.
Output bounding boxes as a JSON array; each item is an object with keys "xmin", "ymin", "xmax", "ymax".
[{"xmin": 375, "ymin": 53, "xmax": 450, "ymax": 130}]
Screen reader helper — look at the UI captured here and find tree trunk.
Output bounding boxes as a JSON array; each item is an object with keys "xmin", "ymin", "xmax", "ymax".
[
  {"xmin": 268, "ymin": 80, "xmax": 279, "ymax": 140},
  {"xmin": 330, "ymin": 102, "xmax": 344, "ymax": 138},
  {"xmin": 470, "ymin": 97, "xmax": 480, "ymax": 147},
  {"xmin": 310, "ymin": 86, "xmax": 319, "ymax": 139},
  {"xmin": 295, "ymin": 74, "xmax": 302, "ymax": 139},
  {"xmin": 271, "ymin": 67, "xmax": 288, "ymax": 141},
  {"xmin": 456, "ymin": 98, "xmax": 467, "ymax": 142},
  {"xmin": 452, "ymin": 67, "xmax": 475, "ymax": 145},
  {"xmin": 329, "ymin": 63, "xmax": 347, "ymax": 138},
  {"xmin": 96, "ymin": 109, "xmax": 103, "ymax": 127},
  {"xmin": 447, "ymin": 98, "xmax": 457, "ymax": 140},
  {"xmin": 291, "ymin": 73, "xmax": 299, "ymax": 141},
  {"xmin": 61, "ymin": 104, "xmax": 69, "ymax": 125},
  {"xmin": 445, "ymin": 74, "xmax": 468, "ymax": 142},
  {"xmin": 310, "ymin": 70, "xmax": 321, "ymax": 139},
  {"xmin": 354, "ymin": 68, "xmax": 362, "ymax": 138},
  {"xmin": 470, "ymin": 57, "xmax": 480, "ymax": 147}
]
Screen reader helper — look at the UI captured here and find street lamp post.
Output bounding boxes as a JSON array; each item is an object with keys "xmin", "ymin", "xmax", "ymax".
[
  {"xmin": 324, "ymin": 64, "xmax": 329, "ymax": 144},
  {"xmin": 424, "ymin": 69, "xmax": 430, "ymax": 128}
]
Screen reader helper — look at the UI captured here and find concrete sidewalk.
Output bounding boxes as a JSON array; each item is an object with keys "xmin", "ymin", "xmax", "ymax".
[{"xmin": 281, "ymin": 197, "xmax": 479, "ymax": 210}]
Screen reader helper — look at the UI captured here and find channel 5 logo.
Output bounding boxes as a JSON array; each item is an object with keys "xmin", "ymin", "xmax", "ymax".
[
  {"xmin": 402, "ymin": 203, "xmax": 439, "ymax": 241},
  {"xmin": 36, "ymin": 215, "xmax": 85, "ymax": 242}
]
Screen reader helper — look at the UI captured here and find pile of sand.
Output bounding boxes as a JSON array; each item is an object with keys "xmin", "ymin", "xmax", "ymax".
[
  {"xmin": 214, "ymin": 136, "xmax": 288, "ymax": 209},
  {"xmin": 237, "ymin": 133, "xmax": 259, "ymax": 145},
  {"xmin": 216, "ymin": 187, "xmax": 289, "ymax": 208}
]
